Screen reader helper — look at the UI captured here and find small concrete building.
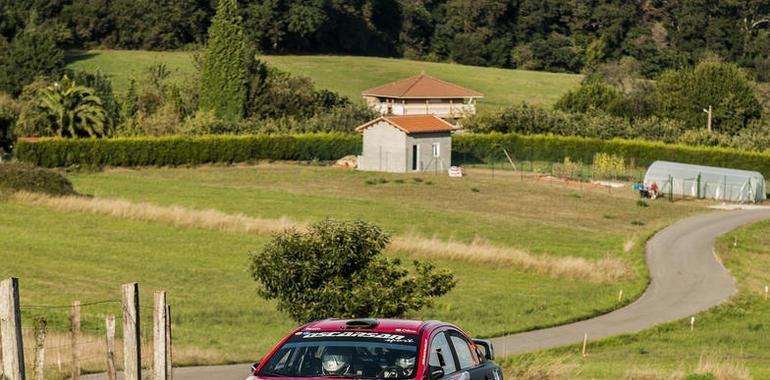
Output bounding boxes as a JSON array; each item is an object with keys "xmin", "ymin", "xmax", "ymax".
[
  {"xmin": 362, "ymin": 74, "xmax": 483, "ymax": 118},
  {"xmin": 356, "ymin": 115, "xmax": 455, "ymax": 173}
]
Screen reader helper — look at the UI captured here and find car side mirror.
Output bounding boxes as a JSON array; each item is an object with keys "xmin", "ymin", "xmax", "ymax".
[
  {"xmin": 472, "ymin": 339, "xmax": 494, "ymax": 361},
  {"xmin": 250, "ymin": 362, "xmax": 261, "ymax": 372},
  {"xmin": 429, "ymin": 366, "xmax": 445, "ymax": 380}
]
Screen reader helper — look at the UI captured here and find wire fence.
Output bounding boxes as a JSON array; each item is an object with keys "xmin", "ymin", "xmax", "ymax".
[{"xmin": 17, "ymin": 296, "xmax": 158, "ymax": 378}]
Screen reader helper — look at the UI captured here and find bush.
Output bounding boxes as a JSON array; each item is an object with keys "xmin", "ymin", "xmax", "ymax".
[
  {"xmin": 15, "ymin": 134, "xmax": 362, "ymax": 167},
  {"xmin": 249, "ymin": 219, "xmax": 455, "ymax": 323},
  {"xmin": 592, "ymin": 152, "xmax": 626, "ymax": 180},
  {"xmin": 465, "ymin": 104, "xmax": 686, "ymax": 144},
  {"xmin": 452, "ymin": 133, "xmax": 770, "ymax": 178},
  {"xmin": 554, "ymin": 82, "xmax": 623, "ymax": 114},
  {"xmin": 0, "ymin": 162, "xmax": 77, "ymax": 196}
]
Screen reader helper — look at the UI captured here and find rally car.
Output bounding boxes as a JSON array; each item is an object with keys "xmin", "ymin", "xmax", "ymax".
[{"xmin": 246, "ymin": 319, "xmax": 503, "ymax": 380}]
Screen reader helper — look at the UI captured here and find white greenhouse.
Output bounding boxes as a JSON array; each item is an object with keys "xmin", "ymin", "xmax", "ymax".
[{"xmin": 643, "ymin": 161, "xmax": 766, "ymax": 203}]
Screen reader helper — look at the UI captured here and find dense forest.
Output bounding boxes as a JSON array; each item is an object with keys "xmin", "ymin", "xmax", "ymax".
[{"xmin": 1, "ymin": 0, "xmax": 769, "ymax": 78}]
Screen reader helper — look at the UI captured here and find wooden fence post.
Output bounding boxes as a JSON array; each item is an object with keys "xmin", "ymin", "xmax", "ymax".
[
  {"xmin": 34, "ymin": 317, "xmax": 47, "ymax": 380},
  {"xmin": 153, "ymin": 291, "xmax": 169, "ymax": 380},
  {"xmin": 166, "ymin": 305, "xmax": 173, "ymax": 380},
  {"xmin": 71, "ymin": 300, "xmax": 81, "ymax": 380},
  {"xmin": 0, "ymin": 277, "xmax": 26, "ymax": 380},
  {"xmin": 105, "ymin": 315, "xmax": 117, "ymax": 380},
  {"xmin": 122, "ymin": 283, "xmax": 141, "ymax": 380}
]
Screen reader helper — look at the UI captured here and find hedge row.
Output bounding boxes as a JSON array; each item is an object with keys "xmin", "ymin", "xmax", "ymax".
[
  {"xmin": 453, "ymin": 133, "xmax": 770, "ymax": 178},
  {"xmin": 15, "ymin": 133, "xmax": 770, "ymax": 178},
  {"xmin": 15, "ymin": 134, "xmax": 362, "ymax": 167}
]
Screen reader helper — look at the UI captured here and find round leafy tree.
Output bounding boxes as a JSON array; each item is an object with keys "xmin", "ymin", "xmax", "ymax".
[{"xmin": 250, "ymin": 219, "xmax": 456, "ymax": 323}]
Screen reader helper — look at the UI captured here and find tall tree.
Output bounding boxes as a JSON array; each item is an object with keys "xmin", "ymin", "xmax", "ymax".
[
  {"xmin": 0, "ymin": 22, "xmax": 64, "ymax": 96},
  {"xmin": 656, "ymin": 61, "xmax": 762, "ymax": 134},
  {"xmin": 199, "ymin": 0, "xmax": 247, "ymax": 120}
]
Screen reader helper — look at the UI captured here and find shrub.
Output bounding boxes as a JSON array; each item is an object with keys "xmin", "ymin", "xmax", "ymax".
[
  {"xmin": 0, "ymin": 162, "xmax": 77, "ymax": 196},
  {"xmin": 592, "ymin": 152, "xmax": 626, "ymax": 180},
  {"xmin": 554, "ymin": 82, "xmax": 623, "ymax": 114},
  {"xmin": 249, "ymin": 219, "xmax": 455, "ymax": 323},
  {"xmin": 452, "ymin": 133, "xmax": 770, "ymax": 178},
  {"xmin": 15, "ymin": 134, "xmax": 362, "ymax": 168},
  {"xmin": 552, "ymin": 157, "xmax": 582, "ymax": 180}
]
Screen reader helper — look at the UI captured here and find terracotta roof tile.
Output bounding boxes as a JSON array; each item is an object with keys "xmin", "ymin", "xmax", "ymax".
[
  {"xmin": 356, "ymin": 115, "xmax": 457, "ymax": 134},
  {"xmin": 362, "ymin": 74, "xmax": 483, "ymax": 98}
]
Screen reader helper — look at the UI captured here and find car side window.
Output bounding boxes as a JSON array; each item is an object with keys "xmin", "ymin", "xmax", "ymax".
[
  {"xmin": 429, "ymin": 332, "xmax": 457, "ymax": 375},
  {"xmin": 448, "ymin": 332, "xmax": 479, "ymax": 370}
]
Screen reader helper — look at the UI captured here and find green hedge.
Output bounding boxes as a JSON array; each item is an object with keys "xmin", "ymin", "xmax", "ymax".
[
  {"xmin": 15, "ymin": 134, "xmax": 362, "ymax": 167},
  {"xmin": 15, "ymin": 132, "xmax": 770, "ymax": 178},
  {"xmin": 453, "ymin": 133, "xmax": 770, "ymax": 177}
]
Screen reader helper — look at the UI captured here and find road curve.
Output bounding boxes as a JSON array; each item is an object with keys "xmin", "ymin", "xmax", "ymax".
[
  {"xmin": 490, "ymin": 208, "xmax": 770, "ymax": 355},
  {"xmin": 83, "ymin": 209, "xmax": 770, "ymax": 380}
]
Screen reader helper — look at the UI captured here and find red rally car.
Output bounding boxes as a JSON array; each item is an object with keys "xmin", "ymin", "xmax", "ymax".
[{"xmin": 246, "ymin": 319, "xmax": 503, "ymax": 380}]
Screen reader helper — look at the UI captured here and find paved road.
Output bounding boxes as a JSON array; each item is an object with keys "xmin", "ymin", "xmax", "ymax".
[
  {"xmin": 83, "ymin": 209, "xmax": 770, "ymax": 380},
  {"xmin": 490, "ymin": 208, "xmax": 770, "ymax": 355}
]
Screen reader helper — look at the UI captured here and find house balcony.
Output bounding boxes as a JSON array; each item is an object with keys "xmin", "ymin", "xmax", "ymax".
[{"xmin": 374, "ymin": 103, "xmax": 476, "ymax": 118}]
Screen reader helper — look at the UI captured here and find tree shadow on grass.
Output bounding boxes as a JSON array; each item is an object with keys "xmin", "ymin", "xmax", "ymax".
[{"xmin": 64, "ymin": 50, "xmax": 98, "ymax": 66}]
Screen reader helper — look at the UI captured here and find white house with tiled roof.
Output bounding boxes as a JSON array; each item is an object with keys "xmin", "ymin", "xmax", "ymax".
[
  {"xmin": 361, "ymin": 74, "xmax": 483, "ymax": 118},
  {"xmin": 356, "ymin": 115, "xmax": 455, "ymax": 173}
]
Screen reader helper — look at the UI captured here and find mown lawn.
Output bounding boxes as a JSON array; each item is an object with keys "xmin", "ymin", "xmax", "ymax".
[
  {"xmin": 1, "ymin": 164, "xmax": 703, "ymax": 373},
  {"xmin": 501, "ymin": 218, "xmax": 770, "ymax": 378},
  {"xmin": 65, "ymin": 50, "xmax": 582, "ymax": 108}
]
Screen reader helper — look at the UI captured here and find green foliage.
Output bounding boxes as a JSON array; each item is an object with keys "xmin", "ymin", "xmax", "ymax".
[
  {"xmin": 591, "ymin": 152, "xmax": 626, "ymax": 180},
  {"xmin": 0, "ymin": 23, "xmax": 64, "ymax": 96},
  {"xmin": 552, "ymin": 157, "xmax": 582, "ymax": 181},
  {"xmin": 554, "ymin": 82, "xmax": 623, "ymax": 114},
  {"xmin": 5, "ymin": 1, "xmax": 770, "ymax": 76},
  {"xmin": 245, "ymin": 63, "xmax": 357, "ymax": 121},
  {"xmin": 15, "ymin": 133, "xmax": 362, "ymax": 168},
  {"xmin": 0, "ymin": 162, "xmax": 77, "ymax": 196},
  {"xmin": 199, "ymin": 0, "xmax": 247, "ymax": 120},
  {"xmin": 69, "ymin": 70, "xmax": 120, "ymax": 125},
  {"xmin": 465, "ymin": 104, "xmax": 686, "ymax": 143},
  {"xmin": 0, "ymin": 93, "xmax": 19, "ymax": 152},
  {"xmin": 18, "ymin": 75, "xmax": 109, "ymax": 138},
  {"xmin": 656, "ymin": 62, "xmax": 762, "ymax": 134},
  {"xmin": 249, "ymin": 219, "xmax": 455, "ymax": 323},
  {"xmin": 452, "ymin": 132, "xmax": 770, "ymax": 178}
]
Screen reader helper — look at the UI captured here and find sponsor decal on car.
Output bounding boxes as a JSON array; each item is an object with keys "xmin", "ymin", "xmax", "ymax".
[{"xmin": 301, "ymin": 331, "xmax": 415, "ymax": 343}]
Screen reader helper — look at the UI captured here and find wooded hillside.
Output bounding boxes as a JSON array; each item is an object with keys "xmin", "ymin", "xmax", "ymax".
[{"xmin": 2, "ymin": 0, "xmax": 769, "ymax": 78}]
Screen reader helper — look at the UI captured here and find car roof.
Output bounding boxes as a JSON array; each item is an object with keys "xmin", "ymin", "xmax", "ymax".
[{"xmin": 301, "ymin": 319, "xmax": 437, "ymax": 334}]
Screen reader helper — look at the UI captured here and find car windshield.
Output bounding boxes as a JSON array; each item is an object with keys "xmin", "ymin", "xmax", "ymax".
[{"xmin": 259, "ymin": 331, "xmax": 420, "ymax": 379}]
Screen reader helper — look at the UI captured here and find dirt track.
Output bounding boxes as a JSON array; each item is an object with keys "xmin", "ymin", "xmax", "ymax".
[{"xmin": 83, "ymin": 208, "xmax": 770, "ymax": 380}]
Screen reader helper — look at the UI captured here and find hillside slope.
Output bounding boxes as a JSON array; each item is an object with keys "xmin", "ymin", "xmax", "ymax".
[{"xmin": 66, "ymin": 50, "xmax": 582, "ymax": 109}]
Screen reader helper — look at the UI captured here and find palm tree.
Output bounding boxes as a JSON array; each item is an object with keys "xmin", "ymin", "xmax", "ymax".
[{"xmin": 23, "ymin": 75, "xmax": 109, "ymax": 137}]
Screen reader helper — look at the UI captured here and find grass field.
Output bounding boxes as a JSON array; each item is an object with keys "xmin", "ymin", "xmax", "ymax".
[
  {"xmin": 501, "ymin": 218, "xmax": 770, "ymax": 379},
  {"xmin": 1, "ymin": 164, "xmax": 705, "ymax": 376},
  {"xmin": 65, "ymin": 50, "xmax": 583, "ymax": 108}
]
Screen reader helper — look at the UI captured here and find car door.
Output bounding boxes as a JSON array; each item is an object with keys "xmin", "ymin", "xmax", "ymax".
[
  {"xmin": 428, "ymin": 331, "xmax": 458, "ymax": 377},
  {"xmin": 445, "ymin": 330, "xmax": 500, "ymax": 380}
]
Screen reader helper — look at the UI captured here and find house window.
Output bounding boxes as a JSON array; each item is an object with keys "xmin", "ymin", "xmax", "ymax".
[{"xmin": 432, "ymin": 143, "xmax": 440, "ymax": 158}]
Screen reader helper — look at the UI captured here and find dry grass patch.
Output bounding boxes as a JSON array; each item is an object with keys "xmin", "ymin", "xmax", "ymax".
[
  {"xmin": 504, "ymin": 356, "xmax": 576, "ymax": 380},
  {"xmin": 11, "ymin": 192, "xmax": 631, "ymax": 283},
  {"xmin": 623, "ymin": 369, "xmax": 685, "ymax": 380},
  {"xmin": 12, "ymin": 191, "xmax": 297, "ymax": 236},
  {"xmin": 20, "ymin": 329, "xmax": 234, "ymax": 378},
  {"xmin": 694, "ymin": 354, "xmax": 751, "ymax": 380},
  {"xmin": 391, "ymin": 236, "xmax": 631, "ymax": 283}
]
